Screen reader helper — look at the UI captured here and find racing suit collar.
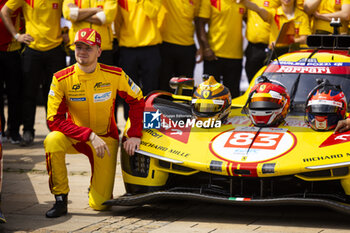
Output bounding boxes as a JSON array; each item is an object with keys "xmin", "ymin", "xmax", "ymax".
[{"xmin": 74, "ymin": 63, "xmax": 101, "ymax": 81}]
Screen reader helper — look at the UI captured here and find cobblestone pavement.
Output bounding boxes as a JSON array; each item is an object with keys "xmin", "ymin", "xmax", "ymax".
[{"xmin": 1, "ymin": 107, "xmax": 350, "ymax": 232}]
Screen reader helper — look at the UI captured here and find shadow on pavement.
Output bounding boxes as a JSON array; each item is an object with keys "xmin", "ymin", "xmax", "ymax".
[
  {"xmin": 108, "ymin": 200, "xmax": 350, "ymax": 231},
  {"xmin": 0, "ymin": 138, "xmax": 71, "ymax": 232}
]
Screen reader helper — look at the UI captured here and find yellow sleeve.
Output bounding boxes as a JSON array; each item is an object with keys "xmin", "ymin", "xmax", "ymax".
[
  {"xmin": 299, "ymin": 11, "xmax": 312, "ymax": 36},
  {"xmin": 113, "ymin": 6, "xmax": 122, "ymax": 39},
  {"xmin": 47, "ymin": 76, "xmax": 65, "ymax": 122},
  {"xmin": 62, "ymin": 0, "xmax": 76, "ymax": 21},
  {"xmin": 157, "ymin": 5, "xmax": 167, "ymax": 29},
  {"xmin": 104, "ymin": 0, "xmax": 117, "ymax": 24},
  {"xmin": 343, "ymin": 0, "xmax": 350, "ymax": 4},
  {"xmin": 266, "ymin": 8, "xmax": 276, "ymax": 24},
  {"xmin": 194, "ymin": 0, "xmax": 201, "ymax": 17},
  {"xmin": 118, "ymin": 70, "xmax": 145, "ymax": 138},
  {"xmin": 143, "ymin": 0, "xmax": 162, "ymax": 19},
  {"xmin": 198, "ymin": 0, "xmax": 211, "ymax": 19},
  {"xmin": 119, "ymin": 71, "xmax": 144, "ymax": 100},
  {"xmin": 5, "ymin": 0, "xmax": 23, "ymax": 12}
]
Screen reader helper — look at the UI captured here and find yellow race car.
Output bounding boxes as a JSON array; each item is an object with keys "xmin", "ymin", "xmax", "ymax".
[{"xmin": 105, "ymin": 34, "xmax": 350, "ymax": 214}]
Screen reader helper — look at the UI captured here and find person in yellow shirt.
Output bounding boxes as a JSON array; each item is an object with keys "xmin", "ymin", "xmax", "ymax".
[
  {"xmin": 115, "ymin": 0, "xmax": 162, "ymax": 120},
  {"xmin": 304, "ymin": 0, "xmax": 350, "ymax": 34},
  {"xmin": 296, "ymin": 0, "xmax": 304, "ymax": 10},
  {"xmin": 197, "ymin": 1, "xmax": 246, "ymax": 98},
  {"xmin": 44, "ymin": 28, "xmax": 145, "ymax": 218},
  {"xmin": 62, "ymin": 0, "xmax": 117, "ymax": 65},
  {"xmin": 245, "ymin": 0, "xmax": 280, "ymax": 82},
  {"xmin": 0, "ymin": 0, "xmax": 23, "ymax": 145},
  {"xmin": 1, "ymin": 0, "xmax": 67, "ymax": 146},
  {"xmin": 158, "ymin": 0, "xmax": 201, "ymax": 92},
  {"xmin": 240, "ymin": 0, "xmax": 311, "ymax": 47},
  {"xmin": 115, "ymin": 0, "xmax": 161, "ymax": 95}
]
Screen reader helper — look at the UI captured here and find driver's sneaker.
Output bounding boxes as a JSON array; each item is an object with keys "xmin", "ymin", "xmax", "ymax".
[
  {"xmin": 20, "ymin": 131, "xmax": 34, "ymax": 147},
  {"xmin": 46, "ymin": 194, "xmax": 68, "ymax": 218}
]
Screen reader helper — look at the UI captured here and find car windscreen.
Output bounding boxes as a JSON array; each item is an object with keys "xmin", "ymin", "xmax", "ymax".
[{"xmin": 261, "ymin": 73, "xmax": 350, "ymax": 113}]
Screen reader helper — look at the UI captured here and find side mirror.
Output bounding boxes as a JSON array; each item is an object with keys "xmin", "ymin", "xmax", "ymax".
[
  {"xmin": 330, "ymin": 18, "xmax": 342, "ymax": 35},
  {"xmin": 169, "ymin": 77, "xmax": 194, "ymax": 95}
]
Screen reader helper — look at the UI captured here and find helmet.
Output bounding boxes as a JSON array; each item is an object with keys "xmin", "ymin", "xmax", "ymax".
[
  {"xmin": 305, "ymin": 80, "xmax": 347, "ymax": 131},
  {"xmin": 191, "ymin": 76, "xmax": 231, "ymax": 123},
  {"xmin": 246, "ymin": 77, "xmax": 290, "ymax": 127}
]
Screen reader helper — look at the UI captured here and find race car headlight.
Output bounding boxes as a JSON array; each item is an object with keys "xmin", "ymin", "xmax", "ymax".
[{"xmin": 130, "ymin": 153, "xmax": 150, "ymax": 178}]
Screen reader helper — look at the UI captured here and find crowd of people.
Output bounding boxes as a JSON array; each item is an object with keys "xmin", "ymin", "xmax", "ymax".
[{"xmin": 0, "ymin": 0, "xmax": 350, "ymax": 220}]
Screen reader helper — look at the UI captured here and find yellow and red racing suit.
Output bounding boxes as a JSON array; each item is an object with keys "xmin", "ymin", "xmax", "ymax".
[{"xmin": 44, "ymin": 63, "xmax": 144, "ymax": 210}]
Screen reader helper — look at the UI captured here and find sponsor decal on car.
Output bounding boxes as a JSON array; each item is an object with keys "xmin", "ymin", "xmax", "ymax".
[
  {"xmin": 228, "ymin": 197, "xmax": 251, "ymax": 201},
  {"xmin": 265, "ymin": 61, "xmax": 350, "ymax": 74},
  {"xmin": 319, "ymin": 132, "xmax": 350, "ymax": 148},
  {"xmin": 303, "ymin": 153, "xmax": 348, "ymax": 162},
  {"xmin": 144, "ymin": 129, "xmax": 163, "ymax": 139},
  {"xmin": 140, "ymin": 141, "xmax": 190, "ymax": 157},
  {"xmin": 210, "ymin": 127, "xmax": 296, "ymax": 163}
]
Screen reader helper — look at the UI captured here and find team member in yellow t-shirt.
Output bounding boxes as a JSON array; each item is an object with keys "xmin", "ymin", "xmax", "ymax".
[
  {"xmin": 240, "ymin": 0, "xmax": 311, "ymax": 48},
  {"xmin": 115, "ymin": 0, "xmax": 161, "ymax": 94},
  {"xmin": 304, "ymin": 0, "xmax": 350, "ymax": 34},
  {"xmin": 158, "ymin": 0, "xmax": 201, "ymax": 92},
  {"xmin": 115, "ymin": 0, "xmax": 162, "ymax": 119},
  {"xmin": 245, "ymin": 0, "xmax": 279, "ymax": 82},
  {"xmin": 296, "ymin": 0, "xmax": 304, "ymax": 10},
  {"xmin": 62, "ymin": 0, "xmax": 117, "ymax": 65},
  {"xmin": 197, "ymin": 1, "xmax": 246, "ymax": 98},
  {"xmin": 1, "ymin": 0, "xmax": 67, "ymax": 146},
  {"xmin": 0, "ymin": 0, "xmax": 23, "ymax": 145}
]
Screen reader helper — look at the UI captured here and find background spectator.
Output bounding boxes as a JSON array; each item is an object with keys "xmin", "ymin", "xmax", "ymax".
[
  {"xmin": 0, "ymin": 1, "xmax": 23, "ymax": 144},
  {"xmin": 197, "ymin": 1, "xmax": 246, "ymax": 98},
  {"xmin": 1, "ymin": 0, "xmax": 67, "ymax": 146},
  {"xmin": 241, "ymin": 0, "xmax": 311, "ymax": 48},
  {"xmin": 62, "ymin": 0, "xmax": 117, "ymax": 65},
  {"xmin": 304, "ymin": 0, "xmax": 350, "ymax": 34},
  {"xmin": 158, "ymin": 0, "xmax": 201, "ymax": 92},
  {"xmin": 244, "ymin": 0, "xmax": 279, "ymax": 83},
  {"xmin": 115, "ymin": 0, "xmax": 162, "ymax": 119}
]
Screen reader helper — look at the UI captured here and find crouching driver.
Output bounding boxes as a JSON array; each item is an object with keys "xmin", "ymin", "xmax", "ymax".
[{"xmin": 44, "ymin": 28, "xmax": 145, "ymax": 218}]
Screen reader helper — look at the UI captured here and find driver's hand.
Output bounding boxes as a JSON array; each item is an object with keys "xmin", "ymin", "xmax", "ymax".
[
  {"xmin": 334, "ymin": 118, "xmax": 350, "ymax": 134},
  {"xmin": 89, "ymin": 132, "xmax": 111, "ymax": 158},
  {"xmin": 123, "ymin": 137, "xmax": 141, "ymax": 156}
]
